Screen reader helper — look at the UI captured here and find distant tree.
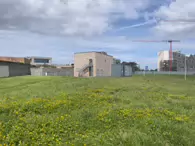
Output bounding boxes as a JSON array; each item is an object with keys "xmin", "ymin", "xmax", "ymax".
[{"xmin": 115, "ymin": 59, "xmax": 121, "ymax": 64}]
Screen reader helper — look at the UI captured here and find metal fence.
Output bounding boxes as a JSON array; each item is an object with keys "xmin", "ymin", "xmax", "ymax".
[{"xmin": 134, "ymin": 71, "xmax": 195, "ymax": 76}]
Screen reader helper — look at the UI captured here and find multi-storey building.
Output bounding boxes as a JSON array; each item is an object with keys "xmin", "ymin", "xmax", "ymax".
[
  {"xmin": 27, "ymin": 56, "xmax": 52, "ymax": 65},
  {"xmin": 186, "ymin": 54, "xmax": 195, "ymax": 72},
  {"xmin": 158, "ymin": 50, "xmax": 195, "ymax": 72}
]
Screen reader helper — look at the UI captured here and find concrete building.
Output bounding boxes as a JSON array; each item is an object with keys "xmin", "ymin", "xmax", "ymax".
[
  {"xmin": 0, "ymin": 56, "xmax": 31, "ymax": 64},
  {"xmin": 28, "ymin": 56, "xmax": 52, "ymax": 65},
  {"xmin": 185, "ymin": 54, "xmax": 195, "ymax": 72},
  {"xmin": 158, "ymin": 51, "xmax": 170, "ymax": 71},
  {"xmin": 158, "ymin": 50, "xmax": 195, "ymax": 72},
  {"xmin": 0, "ymin": 61, "xmax": 31, "ymax": 77},
  {"xmin": 74, "ymin": 51, "xmax": 114, "ymax": 77}
]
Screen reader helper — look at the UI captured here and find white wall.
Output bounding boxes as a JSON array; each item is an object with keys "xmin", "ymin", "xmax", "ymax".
[
  {"xmin": 0, "ymin": 65, "xmax": 9, "ymax": 77},
  {"xmin": 158, "ymin": 51, "xmax": 170, "ymax": 71}
]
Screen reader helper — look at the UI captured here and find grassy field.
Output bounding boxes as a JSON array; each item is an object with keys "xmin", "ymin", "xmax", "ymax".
[{"xmin": 0, "ymin": 75, "xmax": 195, "ymax": 145}]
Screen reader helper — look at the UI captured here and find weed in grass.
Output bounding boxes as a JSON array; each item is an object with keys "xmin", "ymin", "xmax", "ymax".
[{"xmin": 0, "ymin": 75, "xmax": 194, "ymax": 145}]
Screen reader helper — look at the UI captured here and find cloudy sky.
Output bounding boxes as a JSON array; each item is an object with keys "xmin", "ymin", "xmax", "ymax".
[{"xmin": 0, "ymin": 0, "xmax": 195, "ymax": 69}]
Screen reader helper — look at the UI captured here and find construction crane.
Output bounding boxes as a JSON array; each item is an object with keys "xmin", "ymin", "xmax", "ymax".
[{"xmin": 132, "ymin": 39, "xmax": 180, "ymax": 72}]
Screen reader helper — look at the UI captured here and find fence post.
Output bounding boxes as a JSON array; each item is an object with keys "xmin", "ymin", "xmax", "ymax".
[{"xmin": 45, "ymin": 72, "xmax": 47, "ymax": 76}]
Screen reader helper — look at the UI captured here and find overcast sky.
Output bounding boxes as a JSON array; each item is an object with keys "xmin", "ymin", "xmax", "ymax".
[{"xmin": 0, "ymin": 0, "xmax": 195, "ymax": 69}]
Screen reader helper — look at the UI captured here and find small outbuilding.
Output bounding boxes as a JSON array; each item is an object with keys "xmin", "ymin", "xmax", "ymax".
[
  {"xmin": 0, "ymin": 61, "xmax": 31, "ymax": 77},
  {"xmin": 111, "ymin": 64, "xmax": 132, "ymax": 77}
]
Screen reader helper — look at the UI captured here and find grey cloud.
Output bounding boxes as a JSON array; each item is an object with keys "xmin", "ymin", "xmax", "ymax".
[
  {"xmin": 152, "ymin": 0, "xmax": 195, "ymax": 39},
  {"xmin": 0, "ymin": 0, "xmax": 150, "ymax": 36}
]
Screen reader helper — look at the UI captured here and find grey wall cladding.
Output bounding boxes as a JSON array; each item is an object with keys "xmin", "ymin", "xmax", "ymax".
[
  {"xmin": 0, "ymin": 65, "xmax": 9, "ymax": 77},
  {"xmin": 31, "ymin": 68, "xmax": 74, "ymax": 76},
  {"xmin": 124, "ymin": 65, "xmax": 132, "ymax": 76},
  {"xmin": 43, "ymin": 68, "xmax": 73, "ymax": 76},
  {"xmin": 111, "ymin": 64, "xmax": 132, "ymax": 77},
  {"xmin": 111, "ymin": 64, "xmax": 122, "ymax": 77},
  {"xmin": 9, "ymin": 63, "xmax": 31, "ymax": 77},
  {"xmin": 30, "ymin": 68, "xmax": 44, "ymax": 76},
  {"xmin": 0, "ymin": 61, "xmax": 31, "ymax": 77}
]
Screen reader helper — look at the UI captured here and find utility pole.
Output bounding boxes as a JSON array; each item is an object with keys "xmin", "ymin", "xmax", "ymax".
[
  {"xmin": 185, "ymin": 55, "xmax": 187, "ymax": 80},
  {"xmin": 184, "ymin": 55, "xmax": 190, "ymax": 80}
]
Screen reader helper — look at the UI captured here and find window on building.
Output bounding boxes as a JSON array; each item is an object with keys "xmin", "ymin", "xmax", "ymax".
[
  {"xmin": 105, "ymin": 59, "xmax": 106, "ymax": 62},
  {"xmin": 34, "ymin": 59, "xmax": 50, "ymax": 63},
  {"xmin": 89, "ymin": 59, "xmax": 93, "ymax": 63}
]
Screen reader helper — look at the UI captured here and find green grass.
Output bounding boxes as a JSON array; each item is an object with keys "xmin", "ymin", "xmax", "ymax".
[{"xmin": 0, "ymin": 75, "xmax": 195, "ymax": 146}]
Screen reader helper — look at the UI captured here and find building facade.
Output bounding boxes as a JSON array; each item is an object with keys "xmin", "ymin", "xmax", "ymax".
[
  {"xmin": 158, "ymin": 51, "xmax": 170, "ymax": 71},
  {"xmin": 185, "ymin": 55, "xmax": 195, "ymax": 72},
  {"xmin": 74, "ymin": 51, "xmax": 114, "ymax": 77},
  {"xmin": 27, "ymin": 56, "xmax": 52, "ymax": 65},
  {"xmin": 158, "ymin": 50, "xmax": 195, "ymax": 72}
]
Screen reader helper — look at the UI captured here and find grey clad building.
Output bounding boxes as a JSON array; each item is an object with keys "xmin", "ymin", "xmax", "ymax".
[{"xmin": 0, "ymin": 61, "xmax": 31, "ymax": 77}]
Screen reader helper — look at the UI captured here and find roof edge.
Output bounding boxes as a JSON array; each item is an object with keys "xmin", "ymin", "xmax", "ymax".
[{"xmin": 74, "ymin": 51, "xmax": 113, "ymax": 57}]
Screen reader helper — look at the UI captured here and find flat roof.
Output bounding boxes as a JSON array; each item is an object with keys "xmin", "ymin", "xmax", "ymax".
[
  {"xmin": 0, "ymin": 56, "xmax": 26, "ymax": 59},
  {"xmin": 27, "ymin": 56, "xmax": 52, "ymax": 59},
  {"xmin": 74, "ymin": 51, "xmax": 113, "ymax": 57},
  {"xmin": 0, "ymin": 56, "xmax": 52, "ymax": 59},
  {"xmin": 0, "ymin": 60, "xmax": 30, "ymax": 65}
]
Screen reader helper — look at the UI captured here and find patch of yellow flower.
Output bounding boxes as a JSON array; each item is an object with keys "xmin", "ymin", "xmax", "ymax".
[
  {"xmin": 98, "ymin": 110, "xmax": 110, "ymax": 121},
  {"xmin": 118, "ymin": 108, "xmax": 190, "ymax": 122},
  {"xmin": 174, "ymin": 115, "xmax": 190, "ymax": 122}
]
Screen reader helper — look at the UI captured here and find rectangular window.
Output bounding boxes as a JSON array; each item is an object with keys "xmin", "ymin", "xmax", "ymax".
[{"xmin": 34, "ymin": 59, "xmax": 49, "ymax": 63}]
